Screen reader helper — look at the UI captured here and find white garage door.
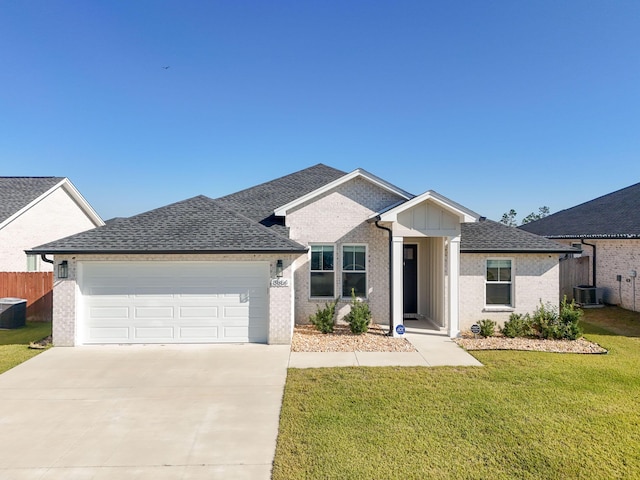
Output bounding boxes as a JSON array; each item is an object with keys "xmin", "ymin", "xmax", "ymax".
[{"xmin": 79, "ymin": 261, "xmax": 269, "ymax": 344}]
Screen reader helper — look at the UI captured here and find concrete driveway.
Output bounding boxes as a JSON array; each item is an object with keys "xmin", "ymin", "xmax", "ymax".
[{"xmin": 0, "ymin": 344, "xmax": 290, "ymax": 479}]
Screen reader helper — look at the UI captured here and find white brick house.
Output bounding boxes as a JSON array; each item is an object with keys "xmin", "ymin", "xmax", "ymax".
[
  {"xmin": 29, "ymin": 165, "xmax": 575, "ymax": 347},
  {"xmin": 0, "ymin": 177, "xmax": 103, "ymax": 272}
]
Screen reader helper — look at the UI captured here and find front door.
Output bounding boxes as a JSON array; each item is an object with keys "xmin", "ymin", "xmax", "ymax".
[{"xmin": 403, "ymin": 244, "xmax": 418, "ymax": 317}]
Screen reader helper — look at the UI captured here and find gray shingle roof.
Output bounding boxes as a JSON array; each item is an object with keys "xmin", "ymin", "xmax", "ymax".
[
  {"xmin": 216, "ymin": 163, "xmax": 346, "ymax": 235},
  {"xmin": 519, "ymin": 182, "xmax": 640, "ymax": 239},
  {"xmin": 461, "ymin": 220, "xmax": 577, "ymax": 253},
  {"xmin": 29, "ymin": 195, "xmax": 306, "ymax": 254},
  {"xmin": 0, "ymin": 177, "xmax": 65, "ymax": 224}
]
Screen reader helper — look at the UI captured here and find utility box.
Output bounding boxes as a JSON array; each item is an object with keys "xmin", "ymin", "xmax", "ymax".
[{"xmin": 0, "ymin": 298, "xmax": 27, "ymax": 329}]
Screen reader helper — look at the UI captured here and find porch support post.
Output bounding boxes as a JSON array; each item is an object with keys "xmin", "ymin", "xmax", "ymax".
[
  {"xmin": 391, "ymin": 236, "xmax": 404, "ymax": 337},
  {"xmin": 448, "ymin": 235, "xmax": 461, "ymax": 338}
]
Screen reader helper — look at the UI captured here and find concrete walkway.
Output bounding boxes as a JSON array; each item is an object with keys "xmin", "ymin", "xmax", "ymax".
[
  {"xmin": 0, "ymin": 344, "xmax": 290, "ymax": 480},
  {"xmin": 288, "ymin": 327, "xmax": 483, "ymax": 368}
]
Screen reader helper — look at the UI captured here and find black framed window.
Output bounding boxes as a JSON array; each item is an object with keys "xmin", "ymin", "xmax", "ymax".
[
  {"xmin": 310, "ymin": 245, "xmax": 334, "ymax": 297},
  {"xmin": 342, "ymin": 245, "xmax": 366, "ymax": 297}
]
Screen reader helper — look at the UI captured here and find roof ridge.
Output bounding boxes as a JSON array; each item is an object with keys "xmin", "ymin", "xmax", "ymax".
[{"xmin": 217, "ymin": 163, "xmax": 346, "ymax": 201}]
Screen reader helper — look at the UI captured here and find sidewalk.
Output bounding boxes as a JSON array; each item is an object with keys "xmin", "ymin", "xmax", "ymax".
[{"xmin": 288, "ymin": 328, "xmax": 483, "ymax": 368}]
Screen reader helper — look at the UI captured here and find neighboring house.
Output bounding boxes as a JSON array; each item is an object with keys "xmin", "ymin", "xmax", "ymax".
[
  {"xmin": 0, "ymin": 177, "xmax": 104, "ymax": 272},
  {"xmin": 520, "ymin": 182, "xmax": 640, "ymax": 312},
  {"xmin": 28, "ymin": 165, "xmax": 574, "ymax": 346}
]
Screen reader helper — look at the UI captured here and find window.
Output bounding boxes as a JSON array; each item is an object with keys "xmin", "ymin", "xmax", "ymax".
[
  {"xmin": 486, "ymin": 259, "xmax": 512, "ymax": 306},
  {"xmin": 342, "ymin": 245, "xmax": 367, "ymax": 298},
  {"xmin": 26, "ymin": 254, "xmax": 38, "ymax": 272},
  {"xmin": 310, "ymin": 245, "xmax": 334, "ymax": 297}
]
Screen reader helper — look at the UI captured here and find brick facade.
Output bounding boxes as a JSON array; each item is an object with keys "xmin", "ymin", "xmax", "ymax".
[
  {"xmin": 0, "ymin": 187, "xmax": 98, "ymax": 272},
  {"xmin": 558, "ymin": 239, "xmax": 640, "ymax": 312},
  {"xmin": 459, "ymin": 253, "xmax": 560, "ymax": 330},
  {"xmin": 286, "ymin": 177, "xmax": 402, "ymax": 324}
]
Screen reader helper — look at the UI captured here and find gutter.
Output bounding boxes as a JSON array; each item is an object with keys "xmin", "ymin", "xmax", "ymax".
[
  {"xmin": 581, "ymin": 239, "xmax": 597, "ymax": 286},
  {"xmin": 373, "ymin": 219, "xmax": 395, "ymax": 336},
  {"xmin": 25, "ymin": 248, "xmax": 310, "ymax": 255}
]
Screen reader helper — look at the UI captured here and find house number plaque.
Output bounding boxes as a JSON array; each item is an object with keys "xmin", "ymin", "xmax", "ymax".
[{"xmin": 270, "ymin": 278, "xmax": 290, "ymax": 287}]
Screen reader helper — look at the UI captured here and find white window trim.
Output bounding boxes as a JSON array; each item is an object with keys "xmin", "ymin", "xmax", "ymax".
[
  {"xmin": 484, "ymin": 257, "xmax": 514, "ymax": 308},
  {"xmin": 309, "ymin": 243, "xmax": 336, "ymax": 299},
  {"xmin": 341, "ymin": 243, "xmax": 368, "ymax": 299}
]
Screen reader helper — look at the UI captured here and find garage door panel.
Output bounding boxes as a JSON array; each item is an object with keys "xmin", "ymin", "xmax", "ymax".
[
  {"xmin": 179, "ymin": 306, "xmax": 219, "ymax": 318},
  {"xmin": 179, "ymin": 326, "xmax": 219, "ymax": 339},
  {"xmin": 80, "ymin": 261, "xmax": 269, "ymax": 344},
  {"xmin": 90, "ymin": 306, "xmax": 130, "ymax": 319},
  {"xmin": 89, "ymin": 327, "xmax": 130, "ymax": 340},
  {"xmin": 134, "ymin": 326, "xmax": 174, "ymax": 339}
]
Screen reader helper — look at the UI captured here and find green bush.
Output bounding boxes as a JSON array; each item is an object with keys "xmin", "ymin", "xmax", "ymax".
[
  {"xmin": 309, "ymin": 299, "xmax": 338, "ymax": 334},
  {"xmin": 344, "ymin": 289, "xmax": 371, "ymax": 334},
  {"xmin": 531, "ymin": 301, "xmax": 559, "ymax": 339},
  {"xmin": 558, "ymin": 296, "xmax": 583, "ymax": 340},
  {"xmin": 478, "ymin": 319, "xmax": 496, "ymax": 337},
  {"xmin": 531, "ymin": 298, "xmax": 583, "ymax": 340},
  {"xmin": 500, "ymin": 313, "xmax": 533, "ymax": 338}
]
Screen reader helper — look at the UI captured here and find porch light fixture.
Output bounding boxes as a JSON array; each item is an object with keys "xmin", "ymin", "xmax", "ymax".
[
  {"xmin": 276, "ymin": 260, "xmax": 283, "ymax": 278},
  {"xmin": 58, "ymin": 261, "xmax": 68, "ymax": 279}
]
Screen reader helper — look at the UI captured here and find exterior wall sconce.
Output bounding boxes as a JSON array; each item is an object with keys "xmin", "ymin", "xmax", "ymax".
[
  {"xmin": 276, "ymin": 260, "xmax": 283, "ymax": 278},
  {"xmin": 58, "ymin": 260, "xmax": 68, "ymax": 279}
]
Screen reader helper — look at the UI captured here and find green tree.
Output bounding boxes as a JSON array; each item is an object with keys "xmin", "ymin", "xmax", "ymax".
[
  {"xmin": 521, "ymin": 206, "xmax": 550, "ymax": 224},
  {"xmin": 500, "ymin": 209, "xmax": 518, "ymax": 227}
]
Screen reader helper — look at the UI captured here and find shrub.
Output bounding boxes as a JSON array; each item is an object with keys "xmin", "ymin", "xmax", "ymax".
[
  {"xmin": 344, "ymin": 289, "xmax": 371, "ymax": 334},
  {"xmin": 531, "ymin": 301, "xmax": 559, "ymax": 339},
  {"xmin": 309, "ymin": 299, "xmax": 338, "ymax": 334},
  {"xmin": 558, "ymin": 296, "xmax": 583, "ymax": 340},
  {"xmin": 531, "ymin": 298, "xmax": 583, "ymax": 340},
  {"xmin": 500, "ymin": 313, "xmax": 533, "ymax": 338},
  {"xmin": 478, "ymin": 319, "xmax": 496, "ymax": 337}
]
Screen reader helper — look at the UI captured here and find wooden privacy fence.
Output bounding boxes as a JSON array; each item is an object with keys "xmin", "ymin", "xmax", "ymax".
[
  {"xmin": 0, "ymin": 272, "xmax": 53, "ymax": 322},
  {"xmin": 559, "ymin": 256, "xmax": 590, "ymax": 301}
]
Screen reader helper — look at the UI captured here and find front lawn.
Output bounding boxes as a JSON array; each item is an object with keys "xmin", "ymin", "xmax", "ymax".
[
  {"xmin": 0, "ymin": 321, "xmax": 52, "ymax": 374},
  {"xmin": 273, "ymin": 307, "xmax": 640, "ymax": 479}
]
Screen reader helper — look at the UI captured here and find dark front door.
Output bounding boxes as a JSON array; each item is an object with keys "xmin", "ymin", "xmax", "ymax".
[{"xmin": 403, "ymin": 244, "xmax": 418, "ymax": 316}]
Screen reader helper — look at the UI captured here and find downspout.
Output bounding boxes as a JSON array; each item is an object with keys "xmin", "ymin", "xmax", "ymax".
[
  {"xmin": 40, "ymin": 254, "xmax": 54, "ymax": 265},
  {"xmin": 581, "ymin": 239, "xmax": 596, "ymax": 286},
  {"xmin": 374, "ymin": 220, "xmax": 394, "ymax": 336}
]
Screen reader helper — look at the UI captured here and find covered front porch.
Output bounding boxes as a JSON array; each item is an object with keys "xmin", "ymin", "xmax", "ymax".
[{"xmin": 371, "ymin": 190, "xmax": 479, "ymax": 338}]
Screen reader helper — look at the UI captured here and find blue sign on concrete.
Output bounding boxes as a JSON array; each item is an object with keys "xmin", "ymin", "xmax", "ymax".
[{"xmin": 396, "ymin": 324, "xmax": 406, "ymax": 335}]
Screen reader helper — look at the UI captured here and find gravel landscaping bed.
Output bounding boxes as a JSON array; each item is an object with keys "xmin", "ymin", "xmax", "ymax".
[
  {"xmin": 292, "ymin": 323, "xmax": 417, "ymax": 352},
  {"xmin": 292, "ymin": 324, "xmax": 607, "ymax": 354},
  {"xmin": 454, "ymin": 332, "xmax": 608, "ymax": 354}
]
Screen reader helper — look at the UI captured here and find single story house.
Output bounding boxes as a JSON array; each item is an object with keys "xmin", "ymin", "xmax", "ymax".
[
  {"xmin": 520, "ymin": 181, "xmax": 640, "ymax": 312},
  {"xmin": 0, "ymin": 177, "xmax": 103, "ymax": 272},
  {"xmin": 29, "ymin": 164, "xmax": 575, "ymax": 346}
]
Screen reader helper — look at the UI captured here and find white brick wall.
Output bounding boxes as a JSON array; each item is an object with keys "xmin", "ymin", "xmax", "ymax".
[
  {"xmin": 459, "ymin": 253, "xmax": 560, "ymax": 330},
  {"xmin": 558, "ymin": 239, "xmax": 640, "ymax": 311},
  {"xmin": 0, "ymin": 187, "xmax": 98, "ymax": 272},
  {"xmin": 287, "ymin": 177, "xmax": 402, "ymax": 324},
  {"xmin": 52, "ymin": 253, "xmax": 298, "ymax": 346}
]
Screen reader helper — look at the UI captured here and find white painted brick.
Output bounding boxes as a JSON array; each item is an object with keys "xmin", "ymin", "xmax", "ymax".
[
  {"xmin": 459, "ymin": 253, "xmax": 560, "ymax": 330},
  {"xmin": 287, "ymin": 177, "xmax": 402, "ymax": 325},
  {"xmin": 0, "ymin": 187, "xmax": 97, "ymax": 272}
]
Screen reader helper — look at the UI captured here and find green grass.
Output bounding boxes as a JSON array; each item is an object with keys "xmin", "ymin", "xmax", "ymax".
[
  {"xmin": 273, "ymin": 307, "xmax": 640, "ymax": 479},
  {"xmin": 0, "ymin": 321, "xmax": 51, "ymax": 374}
]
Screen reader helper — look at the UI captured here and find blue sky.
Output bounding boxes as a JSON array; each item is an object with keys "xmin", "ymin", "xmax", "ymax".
[{"xmin": 1, "ymin": 1, "xmax": 639, "ymax": 222}]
